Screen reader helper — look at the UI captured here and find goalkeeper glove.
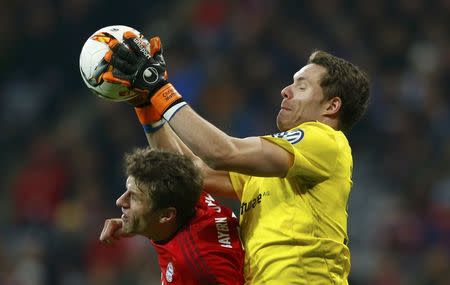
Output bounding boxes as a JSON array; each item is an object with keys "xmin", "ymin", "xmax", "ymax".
[{"xmin": 103, "ymin": 32, "xmax": 186, "ymax": 121}]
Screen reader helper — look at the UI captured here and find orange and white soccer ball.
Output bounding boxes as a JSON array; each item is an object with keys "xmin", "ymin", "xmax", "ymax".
[{"xmin": 79, "ymin": 25, "xmax": 148, "ymax": 101}]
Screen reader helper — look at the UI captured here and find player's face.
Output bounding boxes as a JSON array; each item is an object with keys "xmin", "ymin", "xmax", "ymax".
[
  {"xmin": 277, "ymin": 64, "xmax": 328, "ymax": 131},
  {"xmin": 116, "ymin": 176, "xmax": 160, "ymax": 238}
]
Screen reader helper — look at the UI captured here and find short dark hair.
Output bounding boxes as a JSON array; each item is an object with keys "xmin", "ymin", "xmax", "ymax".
[
  {"xmin": 308, "ymin": 50, "xmax": 370, "ymax": 131},
  {"xmin": 124, "ymin": 148, "xmax": 203, "ymax": 226}
]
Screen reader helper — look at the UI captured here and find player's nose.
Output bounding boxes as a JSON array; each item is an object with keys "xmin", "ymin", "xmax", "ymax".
[
  {"xmin": 116, "ymin": 192, "xmax": 129, "ymax": 208},
  {"xmin": 281, "ymin": 85, "xmax": 291, "ymax": 99}
]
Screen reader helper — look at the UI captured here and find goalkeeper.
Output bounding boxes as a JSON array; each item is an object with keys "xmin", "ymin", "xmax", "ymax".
[{"xmin": 103, "ymin": 31, "xmax": 370, "ymax": 284}]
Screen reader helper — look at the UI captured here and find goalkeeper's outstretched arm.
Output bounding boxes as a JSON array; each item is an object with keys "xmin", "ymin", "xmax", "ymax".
[
  {"xmin": 144, "ymin": 123, "xmax": 238, "ymax": 199},
  {"xmin": 104, "ymin": 32, "xmax": 293, "ymax": 178}
]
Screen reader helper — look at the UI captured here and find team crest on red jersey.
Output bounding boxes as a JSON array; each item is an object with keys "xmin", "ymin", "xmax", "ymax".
[{"xmin": 165, "ymin": 262, "xmax": 174, "ymax": 282}]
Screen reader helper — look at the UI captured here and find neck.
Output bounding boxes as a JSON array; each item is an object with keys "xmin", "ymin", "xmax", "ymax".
[
  {"xmin": 146, "ymin": 222, "xmax": 180, "ymax": 243},
  {"xmin": 318, "ymin": 116, "xmax": 339, "ymax": 130},
  {"xmin": 149, "ymin": 209, "xmax": 197, "ymax": 243}
]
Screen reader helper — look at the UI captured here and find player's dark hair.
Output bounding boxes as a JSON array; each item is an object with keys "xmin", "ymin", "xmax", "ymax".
[
  {"xmin": 124, "ymin": 148, "xmax": 203, "ymax": 226},
  {"xmin": 308, "ymin": 50, "xmax": 370, "ymax": 131}
]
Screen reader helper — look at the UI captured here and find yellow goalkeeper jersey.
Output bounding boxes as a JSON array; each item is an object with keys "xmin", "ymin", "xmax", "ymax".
[{"xmin": 230, "ymin": 121, "xmax": 352, "ymax": 284}]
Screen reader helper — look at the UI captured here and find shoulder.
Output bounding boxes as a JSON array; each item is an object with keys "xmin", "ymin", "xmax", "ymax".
[
  {"xmin": 297, "ymin": 122, "xmax": 342, "ymax": 161},
  {"xmin": 263, "ymin": 121, "xmax": 341, "ymax": 154}
]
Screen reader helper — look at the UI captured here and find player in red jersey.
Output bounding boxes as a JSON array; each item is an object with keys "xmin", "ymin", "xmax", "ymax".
[{"xmin": 100, "ymin": 147, "xmax": 244, "ymax": 285}]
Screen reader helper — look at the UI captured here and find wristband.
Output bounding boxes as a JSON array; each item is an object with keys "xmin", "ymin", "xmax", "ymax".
[
  {"xmin": 162, "ymin": 101, "xmax": 187, "ymax": 121},
  {"xmin": 150, "ymin": 83, "xmax": 187, "ymax": 120},
  {"xmin": 142, "ymin": 119, "xmax": 166, "ymax": 133},
  {"xmin": 134, "ymin": 105, "xmax": 166, "ymax": 133}
]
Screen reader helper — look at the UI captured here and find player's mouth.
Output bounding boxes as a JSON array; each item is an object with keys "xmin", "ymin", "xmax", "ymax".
[
  {"xmin": 280, "ymin": 104, "xmax": 290, "ymax": 111},
  {"xmin": 121, "ymin": 213, "xmax": 128, "ymax": 221}
]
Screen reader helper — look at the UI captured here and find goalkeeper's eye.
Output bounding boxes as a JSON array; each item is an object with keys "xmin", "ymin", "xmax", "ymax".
[{"xmin": 298, "ymin": 83, "xmax": 307, "ymax": 91}]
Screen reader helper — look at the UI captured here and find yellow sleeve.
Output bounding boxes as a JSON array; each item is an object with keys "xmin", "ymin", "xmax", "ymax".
[
  {"xmin": 262, "ymin": 122, "xmax": 338, "ymax": 183},
  {"xmin": 228, "ymin": 172, "xmax": 250, "ymax": 200}
]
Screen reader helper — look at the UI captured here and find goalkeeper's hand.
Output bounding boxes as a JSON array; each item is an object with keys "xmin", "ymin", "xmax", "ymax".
[
  {"xmin": 104, "ymin": 32, "xmax": 186, "ymax": 119},
  {"xmin": 103, "ymin": 32, "xmax": 168, "ymax": 104}
]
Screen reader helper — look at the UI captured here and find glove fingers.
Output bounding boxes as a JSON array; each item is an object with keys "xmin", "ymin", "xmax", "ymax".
[
  {"xmin": 115, "ymin": 43, "xmax": 139, "ymax": 64},
  {"xmin": 149, "ymin": 36, "xmax": 166, "ymax": 65},
  {"xmin": 123, "ymin": 31, "xmax": 151, "ymax": 60},
  {"xmin": 107, "ymin": 39, "xmax": 138, "ymax": 64},
  {"xmin": 111, "ymin": 54, "xmax": 137, "ymax": 75},
  {"xmin": 112, "ymin": 68, "xmax": 132, "ymax": 81},
  {"xmin": 103, "ymin": 67, "xmax": 131, "ymax": 87},
  {"xmin": 88, "ymin": 59, "xmax": 110, "ymax": 86},
  {"xmin": 149, "ymin": 37, "xmax": 161, "ymax": 56},
  {"xmin": 105, "ymin": 51, "xmax": 136, "ymax": 75}
]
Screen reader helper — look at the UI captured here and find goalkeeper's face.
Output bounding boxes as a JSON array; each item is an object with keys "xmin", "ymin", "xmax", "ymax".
[
  {"xmin": 277, "ymin": 64, "xmax": 330, "ymax": 131},
  {"xmin": 116, "ymin": 176, "xmax": 161, "ymax": 239}
]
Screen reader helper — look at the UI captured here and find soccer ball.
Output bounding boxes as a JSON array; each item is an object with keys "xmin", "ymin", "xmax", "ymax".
[{"xmin": 79, "ymin": 25, "xmax": 148, "ymax": 102}]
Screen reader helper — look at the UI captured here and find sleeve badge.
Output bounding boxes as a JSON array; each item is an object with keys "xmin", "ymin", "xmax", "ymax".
[{"xmin": 271, "ymin": 129, "xmax": 304, "ymax": 144}]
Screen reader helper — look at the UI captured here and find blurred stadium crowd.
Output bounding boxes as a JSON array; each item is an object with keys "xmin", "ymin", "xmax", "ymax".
[{"xmin": 1, "ymin": 0, "xmax": 449, "ymax": 284}]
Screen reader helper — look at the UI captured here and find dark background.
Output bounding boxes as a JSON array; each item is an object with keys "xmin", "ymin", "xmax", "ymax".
[{"xmin": 1, "ymin": 0, "xmax": 449, "ymax": 284}]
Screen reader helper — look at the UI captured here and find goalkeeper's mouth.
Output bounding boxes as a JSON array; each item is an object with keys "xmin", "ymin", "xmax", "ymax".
[
  {"xmin": 280, "ymin": 103, "xmax": 291, "ymax": 111},
  {"xmin": 279, "ymin": 106, "xmax": 291, "ymax": 113}
]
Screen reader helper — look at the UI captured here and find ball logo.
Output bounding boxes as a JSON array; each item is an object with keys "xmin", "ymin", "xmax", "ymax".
[
  {"xmin": 143, "ymin": 67, "xmax": 158, "ymax": 84},
  {"xmin": 165, "ymin": 262, "xmax": 174, "ymax": 282}
]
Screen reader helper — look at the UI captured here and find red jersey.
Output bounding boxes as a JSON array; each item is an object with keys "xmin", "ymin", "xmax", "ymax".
[{"xmin": 152, "ymin": 192, "xmax": 244, "ymax": 285}]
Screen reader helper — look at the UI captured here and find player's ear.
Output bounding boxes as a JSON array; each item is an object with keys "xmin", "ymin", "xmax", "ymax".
[
  {"xmin": 159, "ymin": 207, "xmax": 177, "ymax": 224},
  {"xmin": 324, "ymin": 96, "xmax": 342, "ymax": 116}
]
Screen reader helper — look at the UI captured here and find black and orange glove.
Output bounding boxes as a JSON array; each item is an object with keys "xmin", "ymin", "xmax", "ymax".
[
  {"xmin": 103, "ymin": 32, "xmax": 186, "ymax": 121},
  {"xmin": 103, "ymin": 33, "xmax": 166, "ymax": 133}
]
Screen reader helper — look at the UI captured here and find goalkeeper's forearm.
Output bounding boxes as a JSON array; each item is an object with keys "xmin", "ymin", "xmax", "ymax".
[
  {"xmin": 166, "ymin": 105, "xmax": 242, "ymax": 170},
  {"xmin": 146, "ymin": 124, "xmax": 210, "ymax": 173},
  {"xmin": 146, "ymin": 124, "xmax": 195, "ymax": 157}
]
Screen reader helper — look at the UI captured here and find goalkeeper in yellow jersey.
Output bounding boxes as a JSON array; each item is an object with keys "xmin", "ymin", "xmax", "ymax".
[{"xmin": 103, "ymin": 32, "xmax": 370, "ymax": 284}]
